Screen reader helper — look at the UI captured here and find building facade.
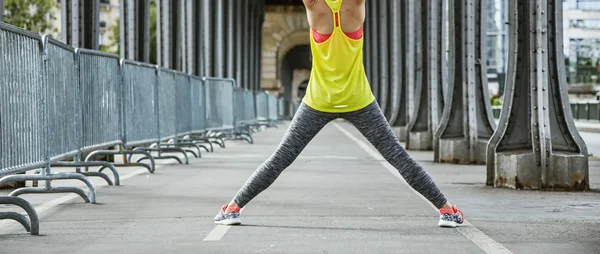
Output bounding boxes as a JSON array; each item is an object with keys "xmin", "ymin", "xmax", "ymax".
[{"xmin": 563, "ymin": 0, "xmax": 600, "ymax": 84}]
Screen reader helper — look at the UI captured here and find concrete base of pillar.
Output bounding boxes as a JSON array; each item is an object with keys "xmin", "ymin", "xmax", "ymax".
[
  {"xmin": 494, "ymin": 151, "xmax": 588, "ymax": 191},
  {"xmin": 406, "ymin": 131, "xmax": 433, "ymax": 151},
  {"xmin": 437, "ymin": 138, "xmax": 487, "ymax": 164},
  {"xmin": 392, "ymin": 126, "xmax": 407, "ymax": 142}
]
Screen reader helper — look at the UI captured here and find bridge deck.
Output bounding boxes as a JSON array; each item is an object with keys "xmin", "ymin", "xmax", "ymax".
[{"xmin": 1, "ymin": 121, "xmax": 599, "ymax": 253}]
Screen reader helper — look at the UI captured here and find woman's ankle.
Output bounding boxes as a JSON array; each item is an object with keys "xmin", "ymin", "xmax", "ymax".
[{"xmin": 225, "ymin": 201, "xmax": 241, "ymax": 212}]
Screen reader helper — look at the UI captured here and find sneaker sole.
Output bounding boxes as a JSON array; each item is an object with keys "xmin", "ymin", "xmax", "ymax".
[
  {"xmin": 438, "ymin": 220, "xmax": 458, "ymax": 228},
  {"xmin": 215, "ymin": 218, "xmax": 242, "ymax": 225}
]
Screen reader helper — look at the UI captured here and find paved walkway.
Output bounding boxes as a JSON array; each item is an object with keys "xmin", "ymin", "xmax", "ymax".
[{"xmin": 1, "ymin": 121, "xmax": 599, "ymax": 253}]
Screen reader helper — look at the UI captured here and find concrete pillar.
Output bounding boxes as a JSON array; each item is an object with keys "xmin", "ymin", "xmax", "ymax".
[
  {"xmin": 378, "ymin": 0, "xmax": 390, "ymax": 119},
  {"xmin": 388, "ymin": 0, "xmax": 403, "ymax": 128},
  {"xmin": 250, "ymin": 1, "xmax": 257, "ymax": 90},
  {"xmin": 1, "ymin": 0, "xmax": 4, "ymax": 22},
  {"xmin": 201, "ymin": 0, "xmax": 213, "ymax": 76},
  {"xmin": 406, "ymin": 0, "xmax": 444, "ymax": 151},
  {"xmin": 393, "ymin": 0, "xmax": 417, "ymax": 142},
  {"xmin": 363, "ymin": 1, "xmax": 371, "ymax": 83},
  {"xmin": 226, "ymin": 0, "xmax": 235, "ymax": 79},
  {"xmin": 172, "ymin": 0, "xmax": 183, "ymax": 70},
  {"xmin": 487, "ymin": 0, "xmax": 589, "ymax": 190},
  {"xmin": 243, "ymin": 0, "xmax": 251, "ymax": 89},
  {"xmin": 434, "ymin": 0, "xmax": 496, "ymax": 164},
  {"xmin": 155, "ymin": 0, "xmax": 170, "ymax": 68},
  {"xmin": 215, "ymin": 0, "xmax": 224, "ymax": 77},
  {"xmin": 235, "ymin": 1, "xmax": 243, "ymax": 86},
  {"xmin": 185, "ymin": 0, "xmax": 196, "ymax": 74},
  {"xmin": 192, "ymin": 1, "xmax": 203, "ymax": 75},
  {"xmin": 368, "ymin": 0, "xmax": 379, "ymax": 99},
  {"xmin": 156, "ymin": 0, "xmax": 183, "ymax": 70},
  {"xmin": 61, "ymin": 0, "xmax": 100, "ymax": 49},
  {"xmin": 120, "ymin": 0, "xmax": 150, "ymax": 62},
  {"xmin": 257, "ymin": 0, "xmax": 264, "ymax": 91}
]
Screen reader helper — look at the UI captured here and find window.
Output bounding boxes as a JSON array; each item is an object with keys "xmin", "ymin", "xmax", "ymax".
[{"xmin": 564, "ymin": 0, "xmax": 600, "ymax": 11}]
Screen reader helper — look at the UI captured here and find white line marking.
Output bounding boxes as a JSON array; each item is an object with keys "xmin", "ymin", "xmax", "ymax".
[
  {"xmin": 203, "ymin": 225, "xmax": 232, "ymax": 241},
  {"xmin": 205, "ymin": 154, "xmax": 263, "ymax": 159},
  {"xmin": 332, "ymin": 122, "xmax": 513, "ymax": 254},
  {"xmin": 298, "ymin": 155, "xmax": 359, "ymax": 160}
]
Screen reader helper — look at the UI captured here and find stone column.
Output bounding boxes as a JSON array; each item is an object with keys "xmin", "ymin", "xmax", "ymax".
[
  {"xmin": 434, "ymin": 0, "xmax": 496, "ymax": 164},
  {"xmin": 486, "ymin": 0, "xmax": 589, "ymax": 190}
]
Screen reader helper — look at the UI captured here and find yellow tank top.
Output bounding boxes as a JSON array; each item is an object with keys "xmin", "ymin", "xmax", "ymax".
[{"xmin": 302, "ymin": 0, "xmax": 375, "ymax": 113}]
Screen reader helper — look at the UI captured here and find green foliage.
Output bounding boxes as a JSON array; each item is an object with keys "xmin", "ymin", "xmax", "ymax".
[
  {"xmin": 101, "ymin": 0, "xmax": 157, "ymax": 64},
  {"xmin": 3, "ymin": 0, "xmax": 59, "ymax": 34},
  {"xmin": 490, "ymin": 95, "xmax": 502, "ymax": 106},
  {"xmin": 149, "ymin": 0, "xmax": 157, "ymax": 64}
]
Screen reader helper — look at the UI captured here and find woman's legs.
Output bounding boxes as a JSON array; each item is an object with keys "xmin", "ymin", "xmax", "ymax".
[
  {"xmin": 342, "ymin": 101, "xmax": 450, "ymax": 209},
  {"xmin": 229, "ymin": 103, "xmax": 336, "ymax": 209}
]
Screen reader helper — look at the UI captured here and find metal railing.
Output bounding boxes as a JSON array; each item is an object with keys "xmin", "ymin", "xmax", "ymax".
[
  {"xmin": 493, "ymin": 103, "xmax": 600, "ymax": 122},
  {"xmin": 570, "ymin": 102, "xmax": 600, "ymax": 121},
  {"xmin": 0, "ymin": 22, "xmax": 294, "ymax": 236}
]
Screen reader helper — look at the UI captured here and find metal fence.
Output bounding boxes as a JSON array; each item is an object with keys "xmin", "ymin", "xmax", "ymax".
[
  {"xmin": 157, "ymin": 68, "xmax": 178, "ymax": 141},
  {"xmin": 278, "ymin": 97, "xmax": 285, "ymax": 119},
  {"xmin": 190, "ymin": 76, "xmax": 207, "ymax": 134},
  {"xmin": 121, "ymin": 60, "xmax": 159, "ymax": 148},
  {"xmin": 267, "ymin": 94, "xmax": 278, "ymax": 121},
  {"xmin": 255, "ymin": 91, "xmax": 269, "ymax": 121},
  {"xmin": 571, "ymin": 102, "xmax": 600, "ymax": 121},
  {"xmin": 0, "ymin": 25, "xmax": 46, "ymax": 175},
  {"xmin": 78, "ymin": 49, "xmax": 122, "ymax": 153},
  {"xmin": 493, "ymin": 103, "xmax": 600, "ymax": 121},
  {"xmin": 204, "ymin": 78, "xmax": 235, "ymax": 130},
  {"xmin": 0, "ymin": 22, "xmax": 293, "ymax": 236}
]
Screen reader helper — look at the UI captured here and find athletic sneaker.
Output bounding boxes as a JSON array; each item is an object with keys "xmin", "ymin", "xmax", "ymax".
[
  {"xmin": 438, "ymin": 204, "xmax": 464, "ymax": 228},
  {"xmin": 214, "ymin": 205, "xmax": 242, "ymax": 225}
]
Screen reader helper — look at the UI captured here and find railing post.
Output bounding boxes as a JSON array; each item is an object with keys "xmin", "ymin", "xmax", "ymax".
[
  {"xmin": 486, "ymin": 0, "xmax": 588, "ymax": 190},
  {"xmin": 433, "ymin": 0, "xmax": 496, "ymax": 164}
]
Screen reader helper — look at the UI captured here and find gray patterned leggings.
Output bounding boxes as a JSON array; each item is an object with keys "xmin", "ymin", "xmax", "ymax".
[{"xmin": 233, "ymin": 101, "xmax": 448, "ymax": 209}]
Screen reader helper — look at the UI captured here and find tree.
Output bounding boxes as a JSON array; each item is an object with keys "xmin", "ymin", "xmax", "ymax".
[
  {"xmin": 3, "ymin": 0, "xmax": 58, "ymax": 35},
  {"xmin": 102, "ymin": 0, "xmax": 158, "ymax": 64}
]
